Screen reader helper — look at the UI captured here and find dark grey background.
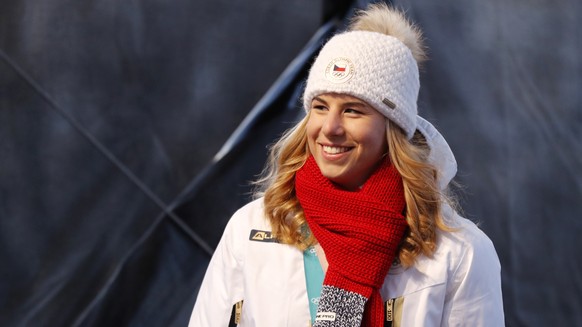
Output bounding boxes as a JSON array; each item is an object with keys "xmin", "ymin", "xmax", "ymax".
[{"xmin": 0, "ymin": 0, "xmax": 580, "ymax": 326}]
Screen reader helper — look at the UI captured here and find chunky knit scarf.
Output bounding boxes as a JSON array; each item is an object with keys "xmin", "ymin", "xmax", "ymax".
[{"xmin": 295, "ymin": 155, "xmax": 408, "ymax": 327}]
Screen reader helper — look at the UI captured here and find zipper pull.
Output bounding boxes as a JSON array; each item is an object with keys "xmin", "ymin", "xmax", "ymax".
[{"xmin": 385, "ymin": 298, "xmax": 394, "ymax": 326}]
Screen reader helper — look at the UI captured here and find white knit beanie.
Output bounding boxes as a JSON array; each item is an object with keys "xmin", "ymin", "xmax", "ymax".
[
  {"xmin": 303, "ymin": 30, "xmax": 419, "ymax": 139},
  {"xmin": 302, "ymin": 3, "xmax": 427, "ymax": 139}
]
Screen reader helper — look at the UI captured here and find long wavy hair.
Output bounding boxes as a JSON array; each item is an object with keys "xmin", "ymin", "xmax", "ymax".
[{"xmin": 254, "ymin": 112, "xmax": 455, "ymax": 267}]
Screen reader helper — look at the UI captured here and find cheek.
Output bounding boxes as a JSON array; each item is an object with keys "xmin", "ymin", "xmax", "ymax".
[
  {"xmin": 359, "ymin": 123, "xmax": 387, "ymax": 153},
  {"xmin": 364, "ymin": 135, "xmax": 387, "ymax": 158},
  {"xmin": 375, "ymin": 128, "xmax": 388, "ymax": 151},
  {"xmin": 305, "ymin": 117, "xmax": 319, "ymax": 140},
  {"xmin": 305, "ymin": 119, "xmax": 318, "ymax": 150}
]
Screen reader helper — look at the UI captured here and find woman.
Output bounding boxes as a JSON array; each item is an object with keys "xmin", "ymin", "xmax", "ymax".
[{"xmin": 189, "ymin": 4, "xmax": 504, "ymax": 326}]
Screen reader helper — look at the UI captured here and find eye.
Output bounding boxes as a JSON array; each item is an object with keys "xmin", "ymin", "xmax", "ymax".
[
  {"xmin": 311, "ymin": 105, "xmax": 327, "ymax": 111},
  {"xmin": 344, "ymin": 108, "xmax": 363, "ymax": 115}
]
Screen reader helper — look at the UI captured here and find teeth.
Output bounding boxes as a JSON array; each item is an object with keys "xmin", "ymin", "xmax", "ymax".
[{"xmin": 323, "ymin": 145, "xmax": 350, "ymax": 154}]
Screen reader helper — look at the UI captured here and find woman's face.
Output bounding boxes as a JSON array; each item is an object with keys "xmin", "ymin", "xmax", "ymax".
[{"xmin": 306, "ymin": 93, "xmax": 388, "ymax": 190}]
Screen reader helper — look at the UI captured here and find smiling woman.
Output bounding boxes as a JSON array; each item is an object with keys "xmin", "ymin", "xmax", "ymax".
[{"xmin": 189, "ymin": 3, "xmax": 504, "ymax": 327}]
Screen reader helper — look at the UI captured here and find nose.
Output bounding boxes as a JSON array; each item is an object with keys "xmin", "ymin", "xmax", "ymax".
[{"xmin": 321, "ymin": 110, "xmax": 344, "ymax": 136}]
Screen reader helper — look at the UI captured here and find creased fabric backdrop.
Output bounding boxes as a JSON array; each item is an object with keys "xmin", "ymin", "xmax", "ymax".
[
  {"xmin": 0, "ymin": 1, "xmax": 321, "ymax": 326},
  {"xmin": 0, "ymin": 0, "xmax": 581, "ymax": 326}
]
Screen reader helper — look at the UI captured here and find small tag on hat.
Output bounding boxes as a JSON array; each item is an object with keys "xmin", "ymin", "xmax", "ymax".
[{"xmin": 382, "ymin": 98, "xmax": 396, "ymax": 109}]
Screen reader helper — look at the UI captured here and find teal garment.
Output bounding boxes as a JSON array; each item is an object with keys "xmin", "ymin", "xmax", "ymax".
[{"xmin": 303, "ymin": 245, "xmax": 324, "ymax": 324}]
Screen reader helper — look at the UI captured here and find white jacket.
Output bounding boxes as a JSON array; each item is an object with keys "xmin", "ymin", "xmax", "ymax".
[
  {"xmin": 188, "ymin": 198, "xmax": 504, "ymax": 327},
  {"xmin": 190, "ymin": 117, "xmax": 504, "ymax": 326}
]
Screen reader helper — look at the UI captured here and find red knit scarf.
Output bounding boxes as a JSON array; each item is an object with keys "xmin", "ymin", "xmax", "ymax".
[{"xmin": 295, "ymin": 155, "xmax": 408, "ymax": 327}]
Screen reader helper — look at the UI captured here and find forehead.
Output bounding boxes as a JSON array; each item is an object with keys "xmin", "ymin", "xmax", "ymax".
[{"xmin": 313, "ymin": 93, "xmax": 369, "ymax": 105}]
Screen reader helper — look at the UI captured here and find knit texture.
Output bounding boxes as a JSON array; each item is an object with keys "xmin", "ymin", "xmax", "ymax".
[
  {"xmin": 303, "ymin": 30, "xmax": 419, "ymax": 139},
  {"xmin": 314, "ymin": 285, "xmax": 366, "ymax": 326},
  {"xmin": 295, "ymin": 156, "xmax": 408, "ymax": 327}
]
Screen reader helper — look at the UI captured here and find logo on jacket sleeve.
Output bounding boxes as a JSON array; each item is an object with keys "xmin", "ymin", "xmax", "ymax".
[{"xmin": 249, "ymin": 229, "xmax": 278, "ymax": 243}]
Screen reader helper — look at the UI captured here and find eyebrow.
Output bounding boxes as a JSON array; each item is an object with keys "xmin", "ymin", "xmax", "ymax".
[{"xmin": 312, "ymin": 96, "xmax": 328, "ymax": 105}]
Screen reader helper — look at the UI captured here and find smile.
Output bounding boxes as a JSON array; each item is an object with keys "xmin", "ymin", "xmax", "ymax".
[{"xmin": 322, "ymin": 145, "xmax": 352, "ymax": 154}]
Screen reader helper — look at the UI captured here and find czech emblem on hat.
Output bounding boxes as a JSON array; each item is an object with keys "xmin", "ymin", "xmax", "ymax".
[{"xmin": 325, "ymin": 57, "xmax": 354, "ymax": 84}]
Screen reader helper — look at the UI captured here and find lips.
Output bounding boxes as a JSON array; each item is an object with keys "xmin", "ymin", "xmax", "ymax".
[{"xmin": 322, "ymin": 145, "xmax": 352, "ymax": 154}]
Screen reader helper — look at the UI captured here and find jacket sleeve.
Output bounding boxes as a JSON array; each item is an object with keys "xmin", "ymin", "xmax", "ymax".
[
  {"xmin": 188, "ymin": 213, "xmax": 245, "ymax": 327},
  {"xmin": 444, "ymin": 227, "xmax": 505, "ymax": 326}
]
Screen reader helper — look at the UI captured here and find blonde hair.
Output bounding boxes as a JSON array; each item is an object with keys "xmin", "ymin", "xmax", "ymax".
[
  {"xmin": 255, "ymin": 113, "xmax": 455, "ymax": 265},
  {"xmin": 387, "ymin": 121, "xmax": 455, "ymax": 267},
  {"xmin": 254, "ymin": 115, "xmax": 313, "ymax": 250}
]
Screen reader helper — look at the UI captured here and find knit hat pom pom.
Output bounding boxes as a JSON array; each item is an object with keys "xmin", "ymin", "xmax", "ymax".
[{"xmin": 349, "ymin": 3, "xmax": 427, "ymax": 65}]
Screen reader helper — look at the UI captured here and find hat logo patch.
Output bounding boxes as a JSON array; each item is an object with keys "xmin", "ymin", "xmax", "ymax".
[{"xmin": 325, "ymin": 58, "xmax": 354, "ymax": 83}]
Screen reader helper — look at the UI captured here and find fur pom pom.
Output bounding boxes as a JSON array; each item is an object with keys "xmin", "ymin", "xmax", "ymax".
[{"xmin": 348, "ymin": 3, "xmax": 427, "ymax": 64}]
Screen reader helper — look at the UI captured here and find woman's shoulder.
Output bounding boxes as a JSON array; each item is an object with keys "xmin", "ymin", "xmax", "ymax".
[
  {"xmin": 423, "ymin": 206, "xmax": 501, "ymax": 285},
  {"xmin": 385, "ymin": 206, "xmax": 501, "ymax": 296},
  {"xmin": 215, "ymin": 197, "xmax": 273, "ymax": 261},
  {"xmin": 408, "ymin": 205, "xmax": 501, "ymax": 279},
  {"xmin": 223, "ymin": 197, "xmax": 283, "ymax": 245},
  {"xmin": 227, "ymin": 197, "xmax": 269, "ymax": 229},
  {"xmin": 438, "ymin": 207, "xmax": 499, "ymax": 261}
]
